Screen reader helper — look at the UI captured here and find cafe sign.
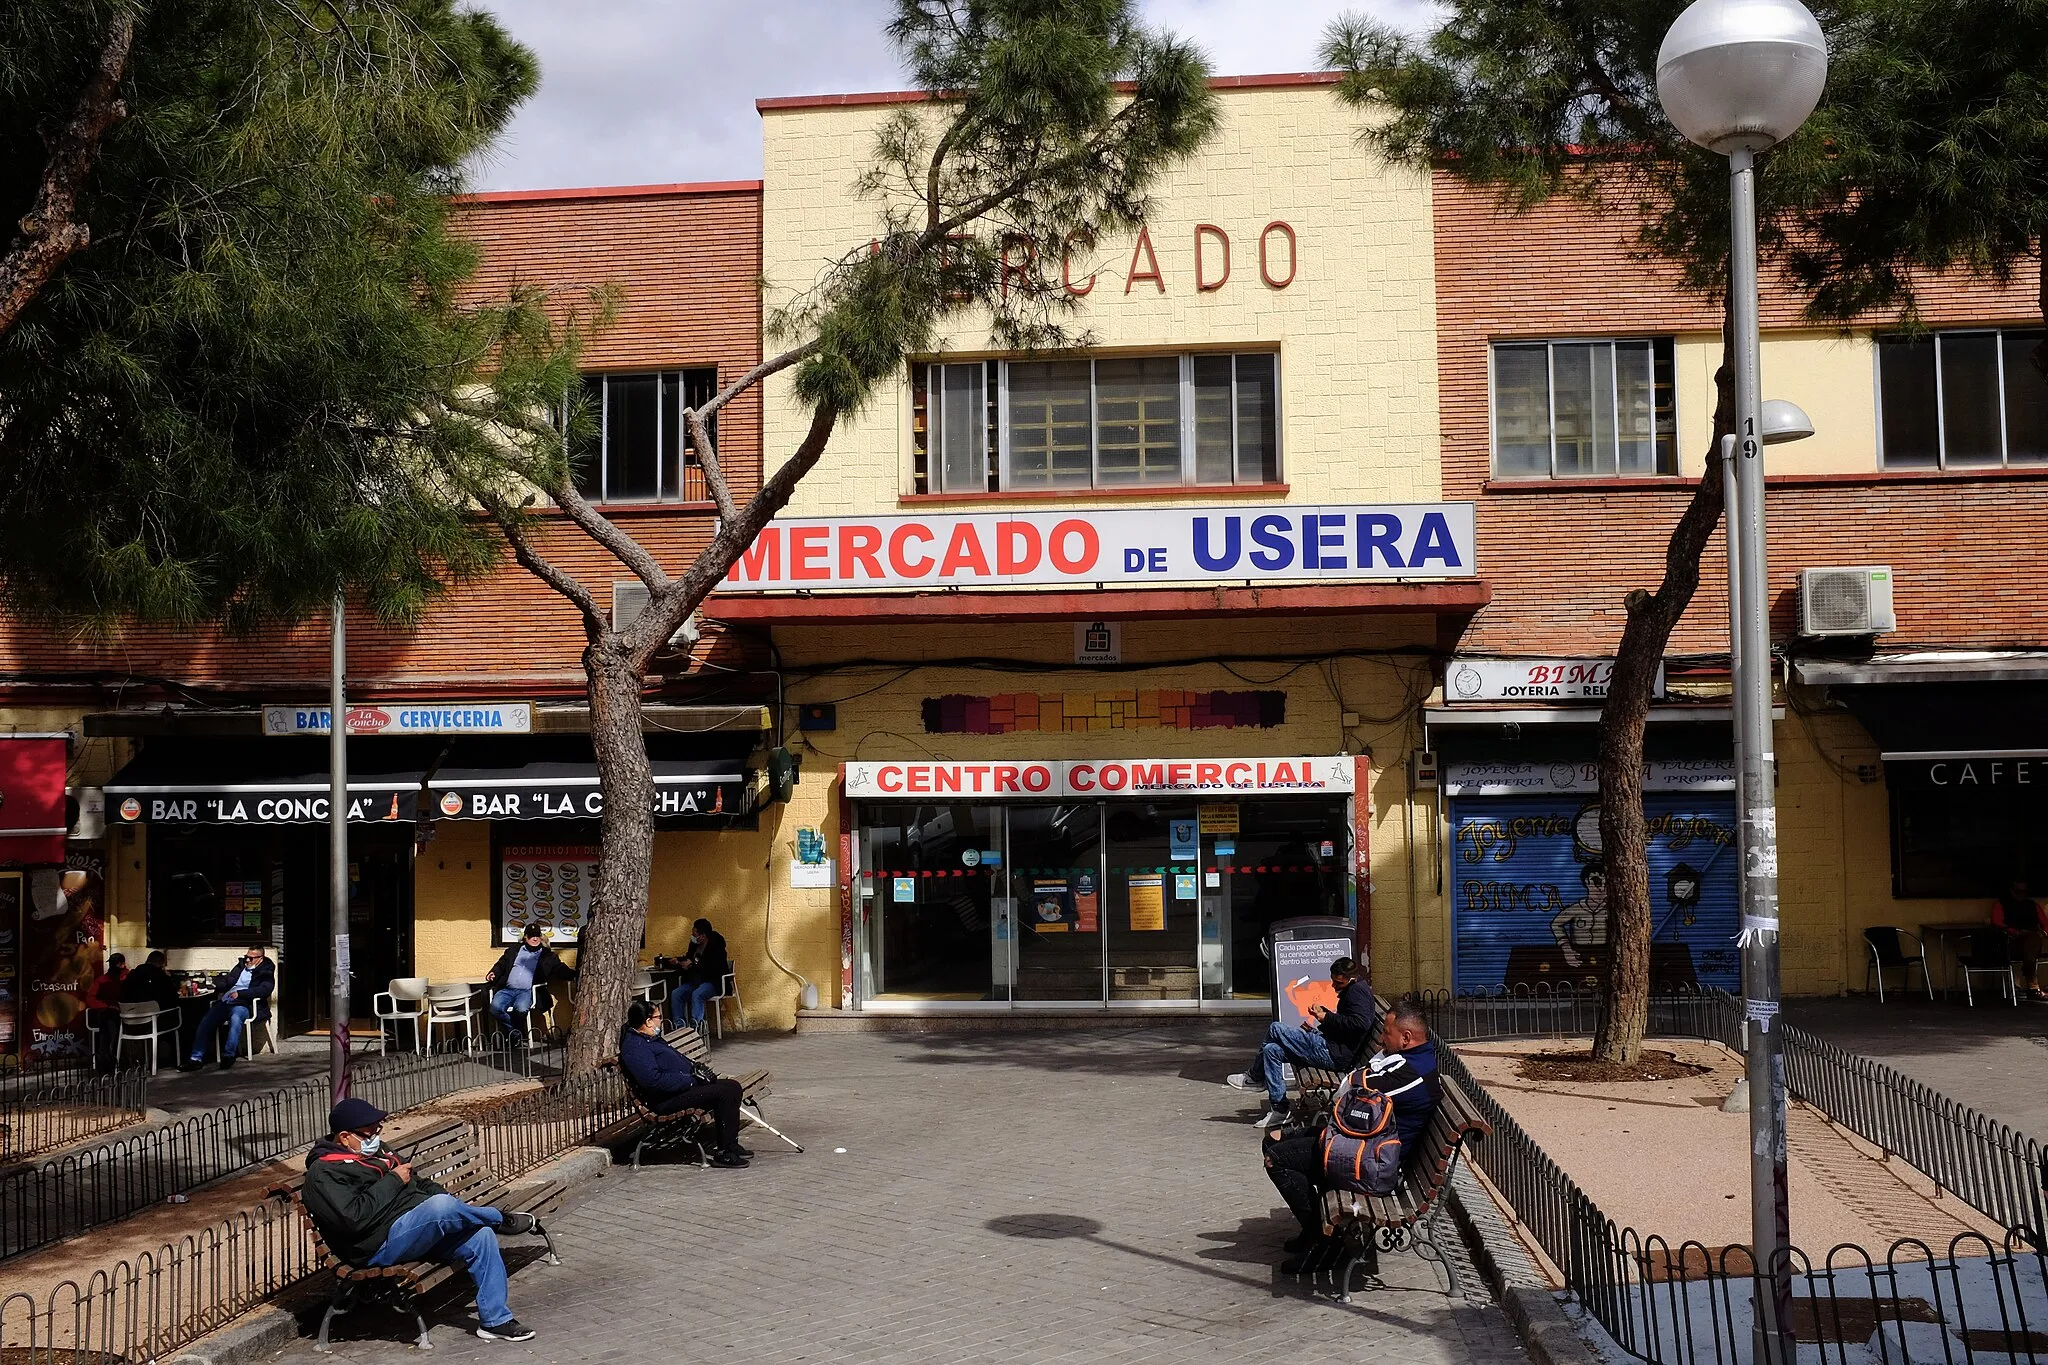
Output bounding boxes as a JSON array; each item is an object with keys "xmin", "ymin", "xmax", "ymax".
[
  {"xmin": 1444, "ymin": 658, "xmax": 1664, "ymax": 703},
  {"xmin": 263, "ymin": 703, "xmax": 533, "ymax": 736}
]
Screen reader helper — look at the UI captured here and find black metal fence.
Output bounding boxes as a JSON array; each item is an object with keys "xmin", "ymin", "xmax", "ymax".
[
  {"xmin": 0, "ymin": 1058, "xmax": 627, "ymax": 1363},
  {"xmin": 0, "ymin": 1065, "xmax": 149, "ymax": 1161},
  {"xmin": 1428, "ymin": 988, "xmax": 2048, "ymax": 1363},
  {"xmin": 0, "ymin": 1046, "xmax": 544, "ymax": 1262}
]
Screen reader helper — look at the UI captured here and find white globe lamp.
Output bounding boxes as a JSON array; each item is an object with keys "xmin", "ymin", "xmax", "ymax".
[{"xmin": 1655, "ymin": 0, "xmax": 1828, "ymax": 153}]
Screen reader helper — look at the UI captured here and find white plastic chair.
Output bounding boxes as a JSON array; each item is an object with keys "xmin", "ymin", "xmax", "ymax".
[
  {"xmin": 709, "ymin": 969, "xmax": 747, "ymax": 1039},
  {"xmin": 116, "ymin": 1001, "xmax": 179, "ymax": 1074},
  {"xmin": 423, "ymin": 982, "xmax": 479, "ymax": 1052},
  {"xmin": 632, "ymin": 969, "xmax": 664, "ymax": 1008},
  {"xmin": 202, "ymin": 1008, "xmax": 278, "ymax": 1061},
  {"xmin": 374, "ymin": 977, "xmax": 429, "ymax": 1054}
]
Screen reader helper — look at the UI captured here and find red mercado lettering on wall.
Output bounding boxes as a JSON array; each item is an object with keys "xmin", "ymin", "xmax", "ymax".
[{"xmin": 1050, "ymin": 220, "xmax": 1297, "ymax": 296}]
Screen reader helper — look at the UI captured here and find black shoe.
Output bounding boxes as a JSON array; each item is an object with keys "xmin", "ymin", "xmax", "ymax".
[
  {"xmin": 499, "ymin": 1211, "xmax": 539, "ymax": 1236},
  {"xmin": 218, "ymin": 1055, "xmax": 236, "ymax": 1070},
  {"xmin": 709, "ymin": 1150, "xmax": 750, "ymax": 1169},
  {"xmin": 476, "ymin": 1319, "xmax": 536, "ymax": 1342},
  {"xmin": 731, "ymin": 1143, "xmax": 754, "ymax": 1158},
  {"xmin": 179, "ymin": 1058, "xmax": 205, "ymax": 1072},
  {"xmin": 1281, "ymin": 1239, "xmax": 1333, "ymax": 1275}
]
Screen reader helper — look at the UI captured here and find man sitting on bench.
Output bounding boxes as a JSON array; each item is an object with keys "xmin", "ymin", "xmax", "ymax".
[
  {"xmin": 302, "ymin": 1098, "xmax": 540, "ymax": 1343},
  {"xmin": 1227, "ymin": 956, "xmax": 1375, "ymax": 1129},
  {"xmin": 1261, "ymin": 994, "xmax": 1439, "ymax": 1276},
  {"xmin": 617, "ymin": 1000, "xmax": 752, "ymax": 1168}
]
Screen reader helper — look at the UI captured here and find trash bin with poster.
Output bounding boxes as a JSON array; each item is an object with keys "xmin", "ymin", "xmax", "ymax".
[{"xmin": 1265, "ymin": 916, "xmax": 1359, "ymax": 1032}]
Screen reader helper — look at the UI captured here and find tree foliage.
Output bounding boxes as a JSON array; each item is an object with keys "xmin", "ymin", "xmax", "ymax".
[{"xmin": 0, "ymin": 0, "xmax": 565, "ymax": 631}]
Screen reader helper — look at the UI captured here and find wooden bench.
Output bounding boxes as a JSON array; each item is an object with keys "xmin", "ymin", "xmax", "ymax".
[
  {"xmin": 268, "ymin": 1117, "xmax": 565, "ymax": 1351},
  {"xmin": 1307, "ymin": 1073, "xmax": 1491, "ymax": 1302},
  {"xmin": 603, "ymin": 1027, "xmax": 799, "ymax": 1168}
]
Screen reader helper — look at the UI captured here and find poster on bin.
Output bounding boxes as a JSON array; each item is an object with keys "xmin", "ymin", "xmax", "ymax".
[{"xmin": 1272, "ymin": 935, "xmax": 1352, "ymax": 1031}]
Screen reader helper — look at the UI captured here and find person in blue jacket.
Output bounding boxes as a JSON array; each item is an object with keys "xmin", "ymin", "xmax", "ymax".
[{"xmin": 615, "ymin": 1000, "xmax": 750, "ymax": 1167}]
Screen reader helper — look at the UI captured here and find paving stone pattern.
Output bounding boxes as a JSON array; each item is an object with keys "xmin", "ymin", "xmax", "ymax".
[{"xmin": 285, "ymin": 1024, "xmax": 1526, "ymax": 1365}]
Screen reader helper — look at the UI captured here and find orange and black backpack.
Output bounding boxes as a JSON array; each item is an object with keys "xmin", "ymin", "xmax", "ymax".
[{"xmin": 1318, "ymin": 1074, "xmax": 1403, "ymax": 1195}]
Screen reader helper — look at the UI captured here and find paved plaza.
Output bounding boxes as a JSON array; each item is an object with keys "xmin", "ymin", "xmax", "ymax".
[{"xmin": 275, "ymin": 1024, "xmax": 1526, "ymax": 1365}]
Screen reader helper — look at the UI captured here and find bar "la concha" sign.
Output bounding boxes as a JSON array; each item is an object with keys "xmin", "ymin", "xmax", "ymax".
[{"xmin": 720, "ymin": 504, "xmax": 1476, "ymax": 591}]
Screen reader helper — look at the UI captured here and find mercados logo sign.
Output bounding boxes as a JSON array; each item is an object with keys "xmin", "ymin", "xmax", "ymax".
[{"xmin": 720, "ymin": 505, "xmax": 1477, "ymax": 592}]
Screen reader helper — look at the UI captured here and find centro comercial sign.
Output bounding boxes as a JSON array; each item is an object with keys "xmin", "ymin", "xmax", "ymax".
[{"xmin": 719, "ymin": 504, "xmax": 1476, "ymax": 591}]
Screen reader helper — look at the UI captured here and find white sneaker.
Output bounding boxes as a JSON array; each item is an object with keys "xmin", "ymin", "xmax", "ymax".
[
  {"xmin": 1253, "ymin": 1108, "xmax": 1291, "ymax": 1129},
  {"xmin": 1224, "ymin": 1072, "xmax": 1260, "ymax": 1091}
]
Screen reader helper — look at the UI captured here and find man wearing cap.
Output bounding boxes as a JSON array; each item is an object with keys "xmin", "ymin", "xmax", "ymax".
[{"xmin": 302, "ymin": 1098, "xmax": 540, "ymax": 1342}]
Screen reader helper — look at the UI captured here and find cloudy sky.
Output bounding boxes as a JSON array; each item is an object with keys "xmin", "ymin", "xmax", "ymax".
[{"xmin": 466, "ymin": 0, "xmax": 1442, "ymax": 193}]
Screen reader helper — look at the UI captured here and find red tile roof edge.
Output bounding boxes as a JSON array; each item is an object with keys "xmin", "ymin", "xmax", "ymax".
[{"xmin": 455, "ymin": 180, "xmax": 764, "ymax": 206}]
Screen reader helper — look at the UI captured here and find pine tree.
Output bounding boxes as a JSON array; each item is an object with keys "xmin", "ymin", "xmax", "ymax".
[
  {"xmin": 1324, "ymin": 0, "xmax": 2048, "ymax": 1062},
  {"xmin": 463, "ymin": 0, "xmax": 1222, "ymax": 1074},
  {"xmin": 0, "ymin": 0, "xmax": 565, "ymax": 630}
]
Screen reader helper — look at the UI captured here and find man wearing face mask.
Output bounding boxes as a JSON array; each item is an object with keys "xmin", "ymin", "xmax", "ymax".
[{"xmin": 301, "ymin": 1099, "xmax": 541, "ymax": 1342}]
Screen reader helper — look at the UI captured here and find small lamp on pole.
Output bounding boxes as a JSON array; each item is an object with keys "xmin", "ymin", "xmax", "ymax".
[{"xmin": 1657, "ymin": 5, "xmax": 1827, "ymax": 1363}]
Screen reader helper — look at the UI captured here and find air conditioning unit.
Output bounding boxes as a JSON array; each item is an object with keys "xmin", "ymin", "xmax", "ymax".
[
  {"xmin": 1799, "ymin": 566, "xmax": 1896, "ymax": 637},
  {"xmin": 68, "ymin": 787, "xmax": 105, "ymax": 841},
  {"xmin": 610, "ymin": 581, "xmax": 702, "ymax": 647}
]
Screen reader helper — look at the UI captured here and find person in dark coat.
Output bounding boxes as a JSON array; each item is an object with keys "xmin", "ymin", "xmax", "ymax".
[
  {"xmin": 615, "ymin": 1000, "xmax": 749, "ymax": 1166},
  {"xmin": 119, "ymin": 950, "xmax": 180, "ymax": 1011},
  {"xmin": 483, "ymin": 924, "xmax": 577, "ymax": 1045},
  {"xmin": 182, "ymin": 945, "xmax": 274, "ymax": 1069},
  {"xmin": 671, "ymin": 918, "xmax": 730, "ymax": 1030},
  {"xmin": 301, "ymin": 1098, "xmax": 539, "ymax": 1342}
]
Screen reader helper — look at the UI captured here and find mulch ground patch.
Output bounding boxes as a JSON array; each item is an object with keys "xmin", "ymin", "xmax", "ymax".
[{"xmin": 1512, "ymin": 1049, "xmax": 1711, "ymax": 1084}]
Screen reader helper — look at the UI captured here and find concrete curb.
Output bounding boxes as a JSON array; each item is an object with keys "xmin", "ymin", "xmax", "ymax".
[
  {"xmin": 1447, "ymin": 1163, "xmax": 1603, "ymax": 1365},
  {"xmin": 165, "ymin": 1145, "xmax": 613, "ymax": 1365}
]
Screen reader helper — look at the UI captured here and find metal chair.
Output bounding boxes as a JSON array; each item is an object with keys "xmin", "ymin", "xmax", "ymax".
[
  {"xmin": 374, "ymin": 977, "xmax": 429, "ymax": 1054},
  {"xmin": 115, "ymin": 1001, "xmax": 179, "ymax": 1074},
  {"xmin": 423, "ymin": 982, "xmax": 479, "ymax": 1051},
  {"xmin": 710, "ymin": 969, "xmax": 747, "ymax": 1039},
  {"xmin": 1863, "ymin": 927, "xmax": 1933, "ymax": 1002},
  {"xmin": 1954, "ymin": 927, "xmax": 2019, "ymax": 1006}
]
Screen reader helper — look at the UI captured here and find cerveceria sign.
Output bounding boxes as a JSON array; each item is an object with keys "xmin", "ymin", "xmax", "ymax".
[
  {"xmin": 720, "ymin": 505, "xmax": 1476, "ymax": 592},
  {"xmin": 263, "ymin": 703, "xmax": 532, "ymax": 736}
]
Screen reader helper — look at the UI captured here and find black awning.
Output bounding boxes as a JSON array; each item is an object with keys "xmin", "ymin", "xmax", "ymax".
[
  {"xmin": 424, "ymin": 736, "xmax": 753, "ymax": 822},
  {"xmin": 105, "ymin": 738, "xmax": 440, "ymax": 825}
]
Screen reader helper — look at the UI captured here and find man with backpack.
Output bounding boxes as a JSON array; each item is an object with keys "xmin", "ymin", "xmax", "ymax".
[
  {"xmin": 1225, "ymin": 955, "xmax": 1375, "ymax": 1129},
  {"xmin": 1261, "ymin": 994, "xmax": 1438, "ymax": 1276}
]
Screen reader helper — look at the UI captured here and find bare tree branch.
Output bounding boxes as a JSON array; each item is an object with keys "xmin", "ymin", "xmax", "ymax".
[
  {"xmin": 479, "ymin": 495, "xmax": 607, "ymax": 635},
  {"xmin": 550, "ymin": 474, "xmax": 670, "ymax": 595},
  {"xmin": 0, "ymin": 7, "xmax": 139, "ymax": 337},
  {"xmin": 683, "ymin": 407, "xmax": 741, "ymax": 525},
  {"xmin": 699, "ymin": 338, "xmax": 821, "ymax": 422}
]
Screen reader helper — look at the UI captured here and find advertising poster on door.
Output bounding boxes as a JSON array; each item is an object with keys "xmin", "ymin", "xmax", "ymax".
[
  {"xmin": 0, "ymin": 873, "xmax": 19, "ymax": 1057},
  {"xmin": 501, "ymin": 846, "xmax": 598, "ymax": 944},
  {"xmin": 1127, "ymin": 874, "xmax": 1166, "ymax": 931},
  {"xmin": 1027, "ymin": 878, "xmax": 1076, "ymax": 933},
  {"xmin": 24, "ymin": 851, "xmax": 106, "ymax": 1062},
  {"xmin": 1449, "ymin": 794, "xmax": 1740, "ymax": 995}
]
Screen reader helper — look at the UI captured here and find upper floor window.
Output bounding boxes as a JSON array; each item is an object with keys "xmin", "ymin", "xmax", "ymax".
[
  {"xmin": 912, "ymin": 351, "xmax": 1280, "ymax": 495},
  {"xmin": 1878, "ymin": 330, "xmax": 2048, "ymax": 469},
  {"xmin": 1491, "ymin": 339, "xmax": 1677, "ymax": 479},
  {"xmin": 572, "ymin": 369, "xmax": 718, "ymax": 503}
]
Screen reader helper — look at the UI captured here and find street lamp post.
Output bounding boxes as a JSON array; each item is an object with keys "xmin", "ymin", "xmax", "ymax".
[{"xmin": 1657, "ymin": 4, "xmax": 1827, "ymax": 1361}]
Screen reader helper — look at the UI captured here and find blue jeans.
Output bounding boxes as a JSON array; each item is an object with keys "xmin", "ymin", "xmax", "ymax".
[
  {"xmin": 189, "ymin": 1001, "xmax": 253, "ymax": 1061},
  {"xmin": 677, "ymin": 980, "xmax": 719, "ymax": 1026},
  {"xmin": 1255, "ymin": 1021, "xmax": 1334, "ymax": 1107},
  {"xmin": 489, "ymin": 988, "xmax": 533, "ymax": 1039},
  {"xmin": 367, "ymin": 1193, "xmax": 511, "ymax": 1328}
]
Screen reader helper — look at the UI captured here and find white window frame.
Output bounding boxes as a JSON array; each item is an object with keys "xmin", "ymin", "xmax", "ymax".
[
  {"xmin": 579, "ymin": 369, "xmax": 716, "ymax": 504},
  {"xmin": 1486, "ymin": 337, "xmax": 1676, "ymax": 480}
]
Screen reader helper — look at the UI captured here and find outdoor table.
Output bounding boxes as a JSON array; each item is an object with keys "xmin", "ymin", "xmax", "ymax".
[
  {"xmin": 174, "ymin": 990, "xmax": 216, "ymax": 1059},
  {"xmin": 1918, "ymin": 921, "xmax": 1992, "ymax": 998}
]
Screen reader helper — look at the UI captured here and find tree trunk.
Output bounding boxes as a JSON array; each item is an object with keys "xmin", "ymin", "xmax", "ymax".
[
  {"xmin": 565, "ymin": 639, "xmax": 654, "ymax": 1076},
  {"xmin": 1592, "ymin": 319, "xmax": 1738, "ymax": 1065}
]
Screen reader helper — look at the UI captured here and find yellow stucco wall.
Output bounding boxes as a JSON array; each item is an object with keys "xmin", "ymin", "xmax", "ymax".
[
  {"xmin": 759, "ymin": 83, "xmax": 1442, "ymax": 512},
  {"xmin": 1673, "ymin": 331, "xmax": 1880, "ymax": 477}
]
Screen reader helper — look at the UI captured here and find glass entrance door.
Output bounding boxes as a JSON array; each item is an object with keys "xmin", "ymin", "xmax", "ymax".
[
  {"xmin": 1105, "ymin": 803, "xmax": 1201, "ymax": 1002},
  {"xmin": 1007, "ymin": 803, "xmax": 1103, "ymax": 1003},
  {"xmin": 858, "ymin": 802, "xmax": 1006, "ymax": 1001}
]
